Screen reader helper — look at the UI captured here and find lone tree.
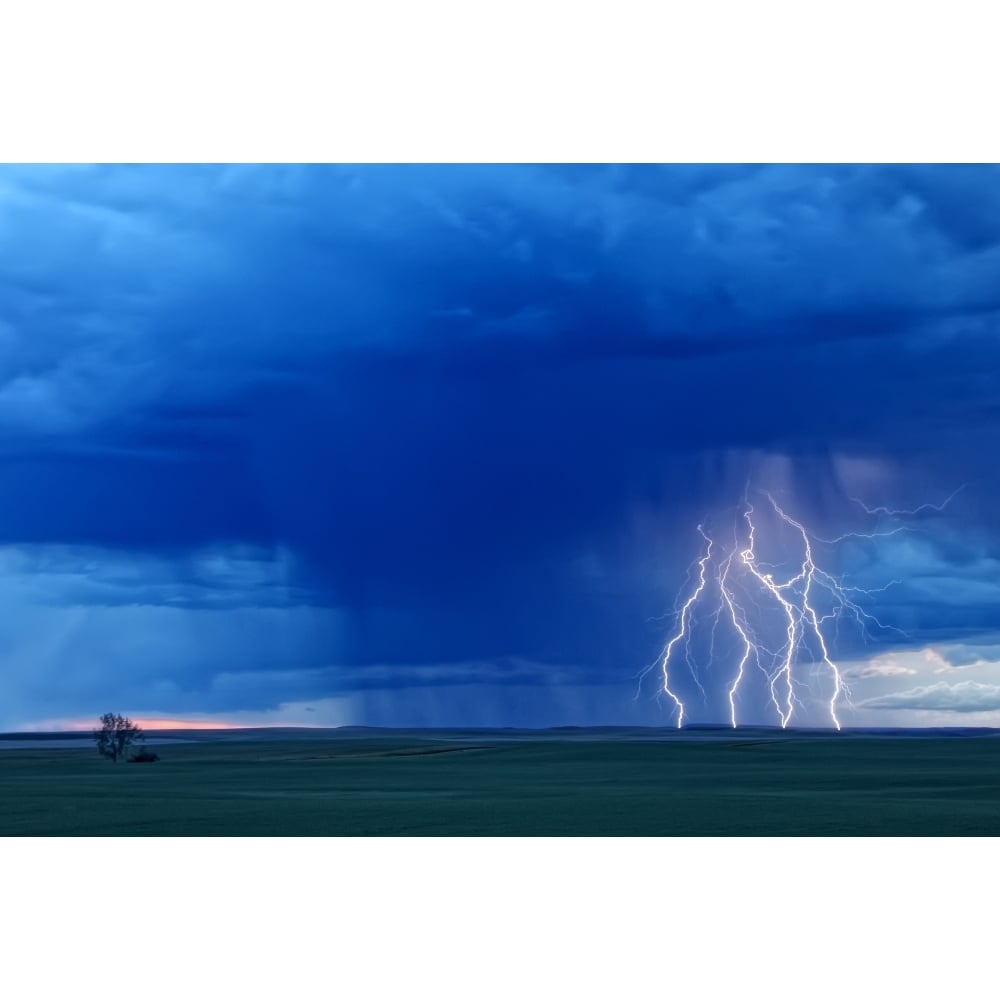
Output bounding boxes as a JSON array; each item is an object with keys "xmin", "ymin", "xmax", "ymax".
[{"xmin": 93, "ymin": 713, "xmax": 143, "ymax": 763}]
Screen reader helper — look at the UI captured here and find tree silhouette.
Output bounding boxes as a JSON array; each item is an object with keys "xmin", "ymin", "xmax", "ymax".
[{"xmin": 93, "ymin": 713, "xmax": 143, "ymax": 763}]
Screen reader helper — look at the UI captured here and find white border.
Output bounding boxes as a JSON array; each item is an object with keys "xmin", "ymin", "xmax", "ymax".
[
  {"xmin": 1, "ymin": 1, "xmax": 998, "ymax": 160},
  {"xmin": 3, "ymin": 838, "xmax": 997, "ymax": 999}
]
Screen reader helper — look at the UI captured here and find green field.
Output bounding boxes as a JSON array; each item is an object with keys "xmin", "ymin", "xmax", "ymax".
[{"xmin": 3, "ymin": 731, "xmax": 1000, "ymax": 835}]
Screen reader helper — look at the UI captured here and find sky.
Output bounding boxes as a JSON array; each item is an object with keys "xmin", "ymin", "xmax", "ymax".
[{"xmin": 2, "ymin": 163, "xmax": 1000, "ymax": 731}]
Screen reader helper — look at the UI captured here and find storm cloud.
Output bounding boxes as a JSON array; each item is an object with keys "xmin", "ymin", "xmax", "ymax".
[{"xmin": 2, "ymin": 164, "xmax": 1000, "ymax": 728}]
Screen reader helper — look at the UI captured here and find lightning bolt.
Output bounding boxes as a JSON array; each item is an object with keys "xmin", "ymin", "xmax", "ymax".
[
  {"xmin": 653, "ymin": 525, "xmax": 713, "ymax": 729},
  {"xmin": 738, "ymin": 500, "xmax": 800, "ymax": 727},
  {"xmin": 764, "ymin": 495, "xmax": 844, "ymax": 730},
  {"xmin": 645, "ymin": 487, "xmax": 954, "ymax": 730},
  {"xmin": 719, "ymin": 552, "xmax": 751, "ymax": 729},
  {"xmin": 849, "ymin": 485, "xmax": 965, "ymax": 518}
]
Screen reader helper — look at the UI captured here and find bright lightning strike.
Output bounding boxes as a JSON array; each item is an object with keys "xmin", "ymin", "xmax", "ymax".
[
  {"xmin": 642, "ymin": 488, "xmax": 961, "ymax": 730},
  {"xmin": 657, "ymin": 526, "xmax": 713, "ymax": 729}
]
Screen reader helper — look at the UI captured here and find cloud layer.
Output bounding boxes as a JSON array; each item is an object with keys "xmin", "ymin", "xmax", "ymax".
[
  {"xmin": 3, "ymin": 164, "xmax": 1000, "ymax": 728},
  {"xmin": 861, "ymin": 682, "xmax": 1000, "ymax": 713}
]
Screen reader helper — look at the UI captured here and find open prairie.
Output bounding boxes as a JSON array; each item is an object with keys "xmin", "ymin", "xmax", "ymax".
[{"xmin": 2, "ymin": 728, "xmax": 1000, "ymax": 836}]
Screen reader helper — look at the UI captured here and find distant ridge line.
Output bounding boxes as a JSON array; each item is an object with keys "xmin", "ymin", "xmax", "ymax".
[{"xmin": 3, "ymin": 724, "xmax": 1000, "ymax": 741}]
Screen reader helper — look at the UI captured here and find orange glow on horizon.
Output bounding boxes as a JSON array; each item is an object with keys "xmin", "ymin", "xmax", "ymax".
[
  {"xmin": 131, "ymin": 718, "xmax": 244, "ymax": 731},
  {"xmin": 17, "ymin": 703, "xmax": 346, "ymax": 733},
  {"xmin": 20, "ymin": 716, "xmax": 268, "ymax": 732}
]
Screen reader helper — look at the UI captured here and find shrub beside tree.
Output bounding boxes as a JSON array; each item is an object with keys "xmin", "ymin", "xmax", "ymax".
[{"xmin": 93, "ymin": 713, "xmax": 143, "ymax": 763}]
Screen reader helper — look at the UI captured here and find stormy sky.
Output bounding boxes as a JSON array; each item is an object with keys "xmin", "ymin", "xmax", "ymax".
[{"xmin": 3, "ymin": 163, "xmax": 1000, "ymax": 730}]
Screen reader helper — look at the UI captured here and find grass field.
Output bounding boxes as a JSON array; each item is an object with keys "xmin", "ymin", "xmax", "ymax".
[{"xmin": 2, "ymin": 729, "xmax": 1000, "ymax": 835}]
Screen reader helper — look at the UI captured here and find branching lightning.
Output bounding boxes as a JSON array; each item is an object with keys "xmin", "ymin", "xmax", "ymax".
[
  {"xmin": 641, "ymin": 487, "xmax": 963, "ymax": 730},
  {"xmin": 658, "ymin": 526, "xmax": 712, "ymax": 728},
  {"xmin": 850, "ymin": 485, "xmax": 966, "ymax": 518}
]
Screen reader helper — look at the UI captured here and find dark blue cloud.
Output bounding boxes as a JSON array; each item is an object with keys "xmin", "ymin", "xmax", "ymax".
[{"xmin": 2, "ymin": 164, "xmax": 1000, "ymax": 728}]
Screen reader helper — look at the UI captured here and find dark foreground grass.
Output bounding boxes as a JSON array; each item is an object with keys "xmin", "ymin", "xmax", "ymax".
[{"xmin": 2, "ymin": 733, "xmax": 1000, "ymax": 835}]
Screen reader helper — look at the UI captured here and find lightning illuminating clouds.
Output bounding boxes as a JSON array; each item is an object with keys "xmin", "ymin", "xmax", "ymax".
[
  {"xmin": 2, "ymin": 164, "xmax": 1000, "ymax": 729},
  {"xmin": 645, "ymin": 488, "xmax": 969, "ymax": 729}
]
